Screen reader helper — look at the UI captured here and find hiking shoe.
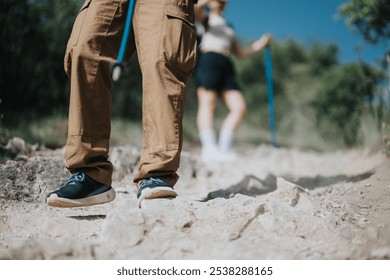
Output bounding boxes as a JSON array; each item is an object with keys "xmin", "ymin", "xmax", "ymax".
[
  {"xmin": 46, "ymin": 171, "xmax": 116, "ymax": 208},
  {"xmin": 137, "ymin": 177, "xmax": 177, "ymax": 208}
]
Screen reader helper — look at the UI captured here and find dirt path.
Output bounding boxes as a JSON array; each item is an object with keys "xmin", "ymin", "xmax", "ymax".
[{"xmin": 1, "ymin": 141, "xmax": 389, "ymax": 259}]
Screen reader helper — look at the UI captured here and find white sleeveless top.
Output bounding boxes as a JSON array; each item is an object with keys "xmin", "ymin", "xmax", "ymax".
[{"xmin": 199, "ymin": 14, "xmax": 235, "ymax": 55}]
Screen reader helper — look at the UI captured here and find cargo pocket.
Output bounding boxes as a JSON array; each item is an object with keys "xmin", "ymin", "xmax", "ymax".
[
  {"xmin": 64, "ymin": 0, "xmax": 92, "ymax": 76},
  {"xmin": 159, "ymin": 4, "xmax": 197, "ymax": 81}
]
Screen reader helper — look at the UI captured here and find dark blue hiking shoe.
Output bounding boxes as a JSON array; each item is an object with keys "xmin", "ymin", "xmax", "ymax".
[
  {"xmin": 46, "ymin": 171, "xmax": 116, "ymax": 208},
  {"xmin": 137, "ymin": 177, "xmax": 177, "ymax": 208}
]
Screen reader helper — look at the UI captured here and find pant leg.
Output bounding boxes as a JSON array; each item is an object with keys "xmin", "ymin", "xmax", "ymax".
[
  {"xmin": 132, "ymin": 0, "xmax": 197, "ymax": 187},
  {"xmin": 63, "ymin": 0, "xmax": 136, "ymax": 186}
]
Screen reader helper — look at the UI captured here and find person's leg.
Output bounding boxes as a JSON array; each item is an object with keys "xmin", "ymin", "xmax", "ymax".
[
  {"xmin": 196, "ymin": 87, "xmax": 223, "ymax": 161},
  {"xmin": 132, "ymin": 0, "xmax": 197, "ymax": 191},
  {"xmin": 197, "ymin": 87, "xmax": 218, "ymax": 132},
  {"xmin": 64, "ymin": 0, "xmax": 136, "ymax": 185},
  {"xmin": 219, "ymin": 89, "xmax": 247, "ymax": 153},
  {"xmin": 47, "ymin": 0, "xmax": 135, "ymax": 207}
]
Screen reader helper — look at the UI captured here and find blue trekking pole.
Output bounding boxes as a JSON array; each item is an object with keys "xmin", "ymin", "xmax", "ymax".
[
  {"xmin": 112, "ymin": 0, "xmax": 136, "ymax": 82},
  {"xmin": 264, "ymin": 46, "xmax": 277, "ymax": 147}
]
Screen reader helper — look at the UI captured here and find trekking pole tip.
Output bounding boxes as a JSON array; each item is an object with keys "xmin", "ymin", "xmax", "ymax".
[{"xmin": 112, "ymin": 63, "xmax": 122, "ymax": 82}]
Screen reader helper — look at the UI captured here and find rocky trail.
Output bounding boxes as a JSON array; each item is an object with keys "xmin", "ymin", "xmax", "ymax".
[{"xmin": 1, "ymin": 138, "xmax": 390, "ymax": 259}]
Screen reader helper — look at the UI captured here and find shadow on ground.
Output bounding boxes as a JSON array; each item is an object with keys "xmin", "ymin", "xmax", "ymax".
[{"xmin": 202, "ymin": 171, "xmax": 374, "ymax": 201}]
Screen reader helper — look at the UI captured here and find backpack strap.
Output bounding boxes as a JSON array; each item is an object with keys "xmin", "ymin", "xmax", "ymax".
[{"xmin": 203, "ymin": 15, "xmax": 209, "ymax": 32}]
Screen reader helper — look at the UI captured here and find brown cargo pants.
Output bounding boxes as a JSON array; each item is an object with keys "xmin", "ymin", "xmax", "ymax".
[{"xmin": 63, "ymin": 0, "xmax": 197, "ymax": 187}]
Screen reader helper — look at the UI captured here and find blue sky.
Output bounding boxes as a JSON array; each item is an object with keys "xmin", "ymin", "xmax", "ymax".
[{"xmin": 223, "ymin": 0, "xmax": 387, "ymax": 65}]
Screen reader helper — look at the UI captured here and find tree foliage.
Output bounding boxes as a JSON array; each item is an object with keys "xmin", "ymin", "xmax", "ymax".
[
  {"xmin": 312, "ymin": 63, "xmax": 382, "ymax": 145},
  {"xmin": 339, "ymin": 0, "xmax": 389, "ymax": 151},
  {"xmin": 308, "ymin": 43, "xmax": 339, "ymax": 74},
  {"xmin": 339, "ymin": 0, "xmax": 390, "ymax": 45},
  {"xmin": 0, "ymin": 0, "xmax": 82, "ymax": 124}
]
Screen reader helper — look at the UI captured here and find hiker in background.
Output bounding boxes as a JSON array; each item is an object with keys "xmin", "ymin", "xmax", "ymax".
[
  {"xmin": 194, "ymin": 0, "xmax": 271, "ymax": 163},
  {"xmin": 46, "ymin": 0, "xmax": 197, "ymax": 208}
]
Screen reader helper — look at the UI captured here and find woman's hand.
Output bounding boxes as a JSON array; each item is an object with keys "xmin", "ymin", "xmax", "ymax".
[{"xmin": 251, "ymin": 33, "xmax": 272, "ymax": 52}]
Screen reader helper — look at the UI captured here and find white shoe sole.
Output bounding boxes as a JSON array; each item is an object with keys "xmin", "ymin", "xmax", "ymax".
[
  {"xmin": 47, "ymin": 188, "xmax": 116, "ymax": 208},
  {"xmin": 137, "ymin": 186, "xmax": 177, "ymax": 208}
]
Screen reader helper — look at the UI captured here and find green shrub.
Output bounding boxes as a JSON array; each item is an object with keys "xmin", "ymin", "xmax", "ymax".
[{"xmin": 312, "ymin": 63, "xmax": 383, "ymax": 146}]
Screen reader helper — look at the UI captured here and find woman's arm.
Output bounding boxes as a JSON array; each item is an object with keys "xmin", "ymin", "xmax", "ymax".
[
  {"xmin": 232, "ymin": 33, "xmax": 272, "ymax": 59},
  {"xmin": 194, "ymin": 0, "xmax": 213, "ymax": 22}
]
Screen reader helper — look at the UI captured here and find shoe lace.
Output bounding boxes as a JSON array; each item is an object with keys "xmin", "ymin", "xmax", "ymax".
[
  {"xmin": 139, "ymin": 177, "xmax": 167, "ymax": 188},
  {"xmin": 65, "ymin": 171, "xmax": 85, "ymax": 185}
]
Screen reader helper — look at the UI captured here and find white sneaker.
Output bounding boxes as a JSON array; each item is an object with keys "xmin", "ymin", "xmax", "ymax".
[
  {"xmin": 219, "ymin": 151, "xmax": 238, "ymax": 162},
  {"xmin": 201, "ymin": 146, "xmax": 224, "ymax": 163},
  {"xmin": 201, "ymin": 147, "xmax": 238, "ymax": 163}
]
